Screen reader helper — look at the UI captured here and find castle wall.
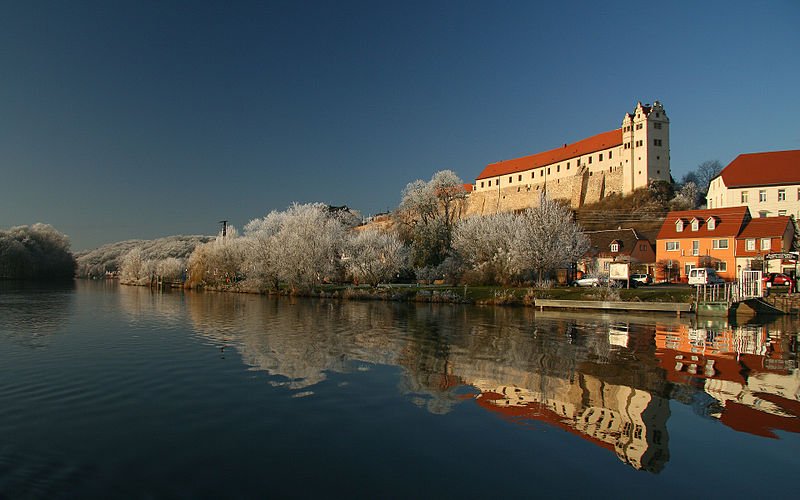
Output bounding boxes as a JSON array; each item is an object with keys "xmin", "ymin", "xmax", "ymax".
[{"xmin": 465, "ymin": 167, "xmax": 625, "ymax": 215}]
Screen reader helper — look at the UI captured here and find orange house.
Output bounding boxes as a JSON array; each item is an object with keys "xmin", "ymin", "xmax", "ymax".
[
  {"xmin": 655, "ymin": 207, "xmax": 794, "ymax": 281},
  {"xmin": 655, "ymin": 207, "xmax": 748, "ymax": 281}
]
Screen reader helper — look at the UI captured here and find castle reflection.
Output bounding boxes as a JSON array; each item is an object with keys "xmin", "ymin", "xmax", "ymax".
[{"xmin": 174, "ymin": 290, "xmax": 800, "ymax": 473}]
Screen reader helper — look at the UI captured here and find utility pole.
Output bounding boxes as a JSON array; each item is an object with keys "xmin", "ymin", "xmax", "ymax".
[{"xmin": 219, "ymin": 220, "xmax": 228, "ymax": 239}]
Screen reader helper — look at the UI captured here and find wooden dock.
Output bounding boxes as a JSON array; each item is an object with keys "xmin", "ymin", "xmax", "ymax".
[{"xmin": 534, "ymin": 299, "xmax": 692, "ymax": 316}]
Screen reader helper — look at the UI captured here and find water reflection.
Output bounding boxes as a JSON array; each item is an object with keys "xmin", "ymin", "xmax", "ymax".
[
  {"xmin": 0, "ymin": 281, "xmax": 75, "ymax": 348},
  {"xmin": 143, "ymin": 289, "xmax": 799, "ymax": 472},
  {"xmin": 656, "ymin": 317, "xmax": 800, "ymax": 438}
]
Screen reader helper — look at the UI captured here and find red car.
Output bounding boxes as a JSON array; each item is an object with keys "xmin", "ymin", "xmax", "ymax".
[{"xmin": 762, "ymin": 273, "xmax": 795, "ymax": 287}]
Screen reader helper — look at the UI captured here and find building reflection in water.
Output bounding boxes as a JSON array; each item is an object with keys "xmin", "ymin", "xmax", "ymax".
[
  {"xmin": 655, "ymin": 317, "xmax": 800, "ymax": 438},
  {"xmin": 135, "ymin": 288, "xmax": 799, "ymax": 473}
]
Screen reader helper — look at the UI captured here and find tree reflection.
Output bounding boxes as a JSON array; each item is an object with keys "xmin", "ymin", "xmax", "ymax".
[{"xmin": 0, "ymin": 281, "xmax": 75, "ymax": 348}]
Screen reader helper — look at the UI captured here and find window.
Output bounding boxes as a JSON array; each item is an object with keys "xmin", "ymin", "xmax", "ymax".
[
  {"xmin": 712, "ymin": 239, "xmax": 729, "ymax": 249},
  {"xmin": 531, "ymin": 172, "xmax": 534, "ymax": 179},
  {"xmin": 717, "ymin": 261, "xmax": 727, "ymax": 273},
  {"xmin": 557, "ymin": 165, "xmax": 560, "ymax": 172},
  {"xmin": 759, "ymin": 190, "xmax": 767, "ymax": 202},
  {"xmin": 759, "ymin": 211, "xmax": 768, "ymax": 218},
  {"xmin": 746, "ymin": 239, "xmax": 755, "ymax": 251},
  {"xmin": 547, "ymin": 168, "xmax": 550, "ymax": 175},
  {"xmin": 599, "ymin": 153, "xmax": 603, "ymax": 161},
  {"xmin": 654, "ymin": 139, "xmax": 662, "ymax": 146},
  {"xmin": 488, "ymin": 180, "xmax": 492, "ymax": 187},
  {"xmin": 609, "ymin": 150, "xmax": 612, "ymax": 159},
  {"xmin": 508, "ymin": 176, "xmax": 512, "ymax": 183},
  {"xmin": 610, "ymin": 243, "xmax": 619, "ymax": 252},
  {"xmin": 691, "ymin": 219, "xmax": 699, "ymax": 231},
  {"xmin": 518, "ymin": 174, "xmax": 522, "ymax": 181},
  {"xmin": 540, "ymin": 170, "xmax": 544, "ymax": 177},
  {"xmin": 778, "ymin": 189, "xmax": 786, "ymax": 201},
  {"xmin": 741, "ymin": 191, "xmax": 748, "ymax": 203},
  {"xmin": 692, "ymin": 241, "xmax": 700, "ymax": 256},
  {"xmin": 636, "ymin": 123, "xmax": 643, "ymax": 130},
  {"xmin": 654, "ymin": 122, "xmax": 662, "ymax": 129},
  {"xmin": 480, "ymin": 181, "xmax": 484, "ymax": 188},
  {"xmin": 666, "ymin": 241, "xmax": 679, "ymax": 251},
  {"xmin": 779, "ymin": 210, "xmax": 787, "ymax": 216},
  {"xmin": 707, "ymin": 217, "xmax": 716, "ymax": 230},
  {"xmin": 588, "ymin": 156, "xmax": 592, "ymax": 164},
  {"xmin": 675, "ymin": 220, "xmax": 684, "ymax": 232},
  {"xmin": 761, "ymin": 238, "xmax": 771, "ymax": 251},
  {"xmin": 797, "ymin": 188, "xmax": 800, "ymax": 201},
  {"xmin": 566, "ymin": 162, "xmax": 570, "ymax": 169}
]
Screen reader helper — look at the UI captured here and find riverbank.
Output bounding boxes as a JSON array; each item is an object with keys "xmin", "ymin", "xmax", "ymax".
[{"xmin": 133, "ymin": 280, "xmax": 694, "ymax": 307}]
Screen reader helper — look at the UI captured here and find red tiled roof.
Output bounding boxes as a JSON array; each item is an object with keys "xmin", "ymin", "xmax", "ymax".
[
  {"xmin": 736, "ymin": 216, "xmax": 793, "ymax": 239},
  {"xmin": 476, "ymin": 129, "xmax": 622, "ymax": 180},
  {"xmin": 719, "ymin": 150, "xmax": 800, "ymax": 188},
  {"xmin": 462, "ymin": 183, "xmax": 474, "ymax": 193},
  {"xmin": 657, "ymin": 206, "xmax": 749, "ymax": 240}
]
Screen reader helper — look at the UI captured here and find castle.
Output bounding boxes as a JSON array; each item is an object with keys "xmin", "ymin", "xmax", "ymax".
[{"xmin": 466, "ymin": 101, "xmax": 671, "ymax": 215}]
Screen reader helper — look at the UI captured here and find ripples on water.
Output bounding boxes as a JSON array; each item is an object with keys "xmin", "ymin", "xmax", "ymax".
[{"xmin": 1, "ymin": 281, "xmax": 798, "ymax": 498}]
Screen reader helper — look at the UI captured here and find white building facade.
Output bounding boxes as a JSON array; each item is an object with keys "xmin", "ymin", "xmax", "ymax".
[{"xmin": 706, "ymin": 150, "xmax": 800, "ymax": 220}]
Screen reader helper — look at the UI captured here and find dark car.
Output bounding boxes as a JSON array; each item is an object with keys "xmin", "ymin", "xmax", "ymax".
[{"xmin": 763, "ymin": 273, "xmax": 795, "ymax": 287}]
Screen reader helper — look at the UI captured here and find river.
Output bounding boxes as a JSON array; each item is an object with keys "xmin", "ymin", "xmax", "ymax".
[{"xmin": 1, "ymin": 280, "xmax": 798, "ymax": 498}]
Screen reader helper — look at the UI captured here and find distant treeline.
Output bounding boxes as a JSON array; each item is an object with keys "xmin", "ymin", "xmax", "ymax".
[
  {"xmin": 75, "ymin": 235, "xmax": 214, "ymax": 279},
  {"xmin": 0, "ymin": 223, "xmax": 76, "ymax": 280}
]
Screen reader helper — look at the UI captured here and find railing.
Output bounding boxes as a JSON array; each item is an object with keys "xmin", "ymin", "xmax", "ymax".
[{"xmin": 695, "ymin": 271, "xmax": 764, "ymax": 306}]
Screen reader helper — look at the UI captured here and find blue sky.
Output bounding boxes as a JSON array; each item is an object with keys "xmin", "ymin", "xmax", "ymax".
[{"xmin": 1, "ymin": 0, "xmax": 798, "ymax": 250}]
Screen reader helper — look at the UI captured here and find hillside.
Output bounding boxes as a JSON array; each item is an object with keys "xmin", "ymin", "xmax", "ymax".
[
  {"xmin": 76, "ymin": 235, "xmax": 213, "ymax": 278},
  {"xmin": 574, "ymin": 188, "xmax": 670, "ymax": 241}
]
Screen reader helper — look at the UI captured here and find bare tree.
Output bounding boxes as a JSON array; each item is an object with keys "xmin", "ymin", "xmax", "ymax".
[{"xmin": 694, "ymin": 160, "xmax": 723, "ymax": 194}]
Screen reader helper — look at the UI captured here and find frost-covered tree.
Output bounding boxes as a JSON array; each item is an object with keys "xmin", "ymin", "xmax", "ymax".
[
  {"xmin": 270, "ymin": 203, "xmax": 345, "ymax": 292},
  {"xmin": 345, "ymin": 229, "xmax": 407, "ymax": 286},
  {"xmin": 75, "ymin": 235, "xmax": 212, "ymax": 278},
  {"xmin": 0, "ymin": 223, "xmax": 76, "ymax": 280},
  {"xmin": 514, "ymin": 196, "xmax": 589, "ymax": 281},
  {"xmin": 119, "ymin": 248, "xmax": 147, "ymax": 284},
  {"xmin": 670, "ymin": 181, "xmax": 700, "ymax": 210},
  {"xmin": 187, "ymin": 227, "xmax": 246, "ymax": 288},
  {"xmin": 452, "ymin": 212, "xmax": 520, "ymax": 285},
  {"xmin": 396, "ymin": 170, "xmax": 468, "ymax": 268},
  {"xmin": 156, "ymin": 257, "xmax": 185, "ymax": 282},
  {"xmin": 242, "ymin": 210, "xmax": 288, "ymax": 291}
]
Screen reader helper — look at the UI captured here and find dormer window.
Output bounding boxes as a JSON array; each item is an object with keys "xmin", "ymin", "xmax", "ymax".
[
  {"xmin": 706, "ymin": 217, "xmax": 716, "ymax": 230},
  {"xmin": 675, "ymin": 219, "xmax": 684, "ymax": 232},
  {"xmin": 690, "ymin": 218, "xmax": 699, "ymax": 231},
  {"xmin": 610, "ymin": 240, "xmax": 621, "ymax": 253}
]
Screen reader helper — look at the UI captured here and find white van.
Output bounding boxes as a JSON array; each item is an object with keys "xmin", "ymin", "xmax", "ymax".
[{"xmin": 687, "ymin": 267, "xmax": 725, "ymax": 286}]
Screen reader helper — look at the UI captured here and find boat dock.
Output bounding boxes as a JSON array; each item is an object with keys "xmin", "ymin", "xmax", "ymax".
[{"xmin": 534, "ymin": 299, "xmax": 692, "ymax": 316}]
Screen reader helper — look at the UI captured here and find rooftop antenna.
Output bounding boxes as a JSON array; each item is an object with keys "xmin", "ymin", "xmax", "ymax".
[{"xmin": 219, "ymin": 220, "xmax": 228, "ymax": 239}]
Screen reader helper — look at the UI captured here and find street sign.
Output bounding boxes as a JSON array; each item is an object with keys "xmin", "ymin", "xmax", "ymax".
[{"xmin": 765, "ymin": 252, "xmax": 798, "ymax": 261}]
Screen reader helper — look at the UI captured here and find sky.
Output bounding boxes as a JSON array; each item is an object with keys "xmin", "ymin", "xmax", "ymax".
[{"xmin": 1, "ymin": 0, "xmax": 799, "ymax": 250}]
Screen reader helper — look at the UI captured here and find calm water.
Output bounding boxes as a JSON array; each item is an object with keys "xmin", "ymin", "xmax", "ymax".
[{"xmin": 1, "ymin": 281, "xmax": 799, "ymax": 498}]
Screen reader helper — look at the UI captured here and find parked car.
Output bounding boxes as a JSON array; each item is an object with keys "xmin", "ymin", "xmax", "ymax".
[
  {"xmin": 687, "ymin": 267, "xmax": 725, "ymax": 286},
  {"xmin": 571, "ymin": 275, "xmax": 606, "ymax": 287},
  {"xmin": 762, "ymin": 273, "xmax": 795, "ymax": 287},
  {"xmin": 630, "ymin": 273, "xmax": 653, "ymax": 285}
]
